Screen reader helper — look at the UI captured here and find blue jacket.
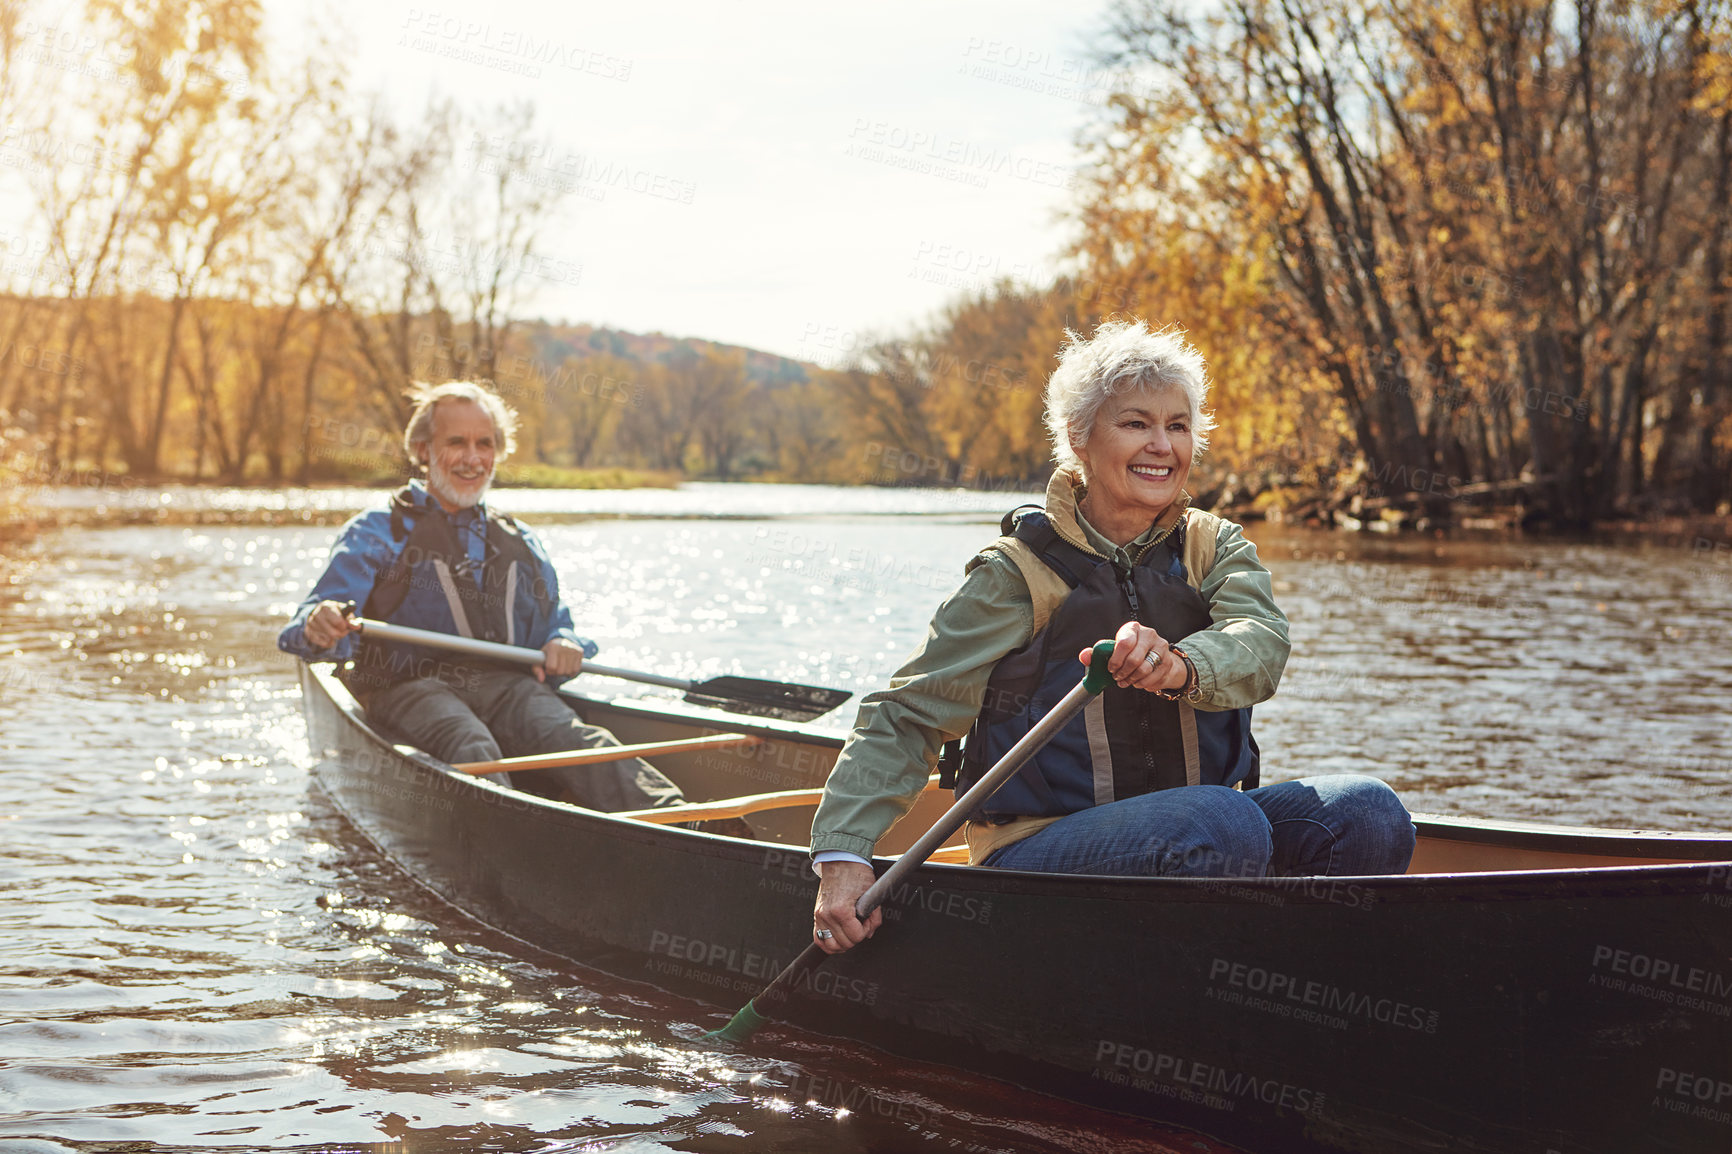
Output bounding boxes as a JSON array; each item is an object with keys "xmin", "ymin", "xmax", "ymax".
[{"xmin": 278, "ymin": 481, "xmax": 596, "ymax": 688}]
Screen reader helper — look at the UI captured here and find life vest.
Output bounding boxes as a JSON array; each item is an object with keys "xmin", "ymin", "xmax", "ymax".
[
  {"xmin": 944, "ymin": 506, "xmax": 1260, "ymax": 819},
  {"xmin": 339, "ymin": 486, "xmax": 554, "ymax": 698}
]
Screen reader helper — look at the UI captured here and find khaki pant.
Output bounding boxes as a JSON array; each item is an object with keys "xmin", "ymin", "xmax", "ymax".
[{"xmin": 365, "ymin": 669, "xmax": 685, "ymax": 811}]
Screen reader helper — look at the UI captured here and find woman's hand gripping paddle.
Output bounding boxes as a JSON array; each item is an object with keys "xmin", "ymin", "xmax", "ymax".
[{"xmin": 705, "ymin": 640, "xmax": 1119, "ymax": 1044}]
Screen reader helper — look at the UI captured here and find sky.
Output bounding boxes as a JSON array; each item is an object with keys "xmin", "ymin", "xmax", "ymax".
[{"xmin": 291, "ymin": 1, "xmax": 1123, "ymax": 363}]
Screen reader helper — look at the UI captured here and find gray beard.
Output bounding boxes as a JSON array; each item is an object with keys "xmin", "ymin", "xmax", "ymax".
[{"xmin": 428, "ymin": 460, "xmax": 493, "ymax": 510}]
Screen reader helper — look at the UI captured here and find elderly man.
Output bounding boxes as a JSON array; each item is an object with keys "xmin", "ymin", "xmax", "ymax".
[{"xmin": 279, "ymin": 380, "xmax": 683, "ymax": 811}]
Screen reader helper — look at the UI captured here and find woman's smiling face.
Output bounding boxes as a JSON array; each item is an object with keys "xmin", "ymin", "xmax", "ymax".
[{"xmin": 1073, "ymin": 386, "xmax": 1194, "ymax": 527}]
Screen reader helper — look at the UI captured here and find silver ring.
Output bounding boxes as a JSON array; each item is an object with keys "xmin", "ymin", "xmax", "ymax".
[
  {"xmin": 1146, "ymin": 650, "xmax": 1161, "ymax": 668},
  {"xmin": 815, "ymin": 929, "xmax": 833, "ymax": 940}
]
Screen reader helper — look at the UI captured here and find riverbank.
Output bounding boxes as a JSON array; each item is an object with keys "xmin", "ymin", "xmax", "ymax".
[
  {"xmin": 0, "ymin": 481, "xmax": 1050, "ymax": 548},
  {"xmin": 4, "ymin": 461, "xmax": 680, "ymax": 493},
  {"xmin": 1218, "ymin": 498, "xmax": 1732, "ymax": 549},
  {"xmin": 495, "ymin": 463, "xmax": 680, "ymax": 489},
  {"xmin": 0, "ymin": 465, "xmax": 681, "ymax": 543},
  {"xmin": 4, "ymin": 477, "xmax": 1728, "ymax": 551},
  {"xmin": 1207, "ymin": 474, "xmax": 1732, "ymax": 549}
]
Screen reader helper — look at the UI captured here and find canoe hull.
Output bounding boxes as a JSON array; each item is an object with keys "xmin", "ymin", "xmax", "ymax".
[{"xmin": 300, "ymin": 666, "xmax": 1732, "ymax": 1153}]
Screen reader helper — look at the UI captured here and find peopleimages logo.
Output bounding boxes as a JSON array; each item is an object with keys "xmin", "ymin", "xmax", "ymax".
[
  {"xmin": 645, "ymin": 930, "xmax": 879, "ymax": 1005},
  {"xmin": 399, "ymin": 9, "xmax": 633, "ymax": 81},
  {"xmin": 1654, "ymin": 1067, "xmax": 1732, "ymax": 1127},
  {"xmin": 780, "ymin": 1072, "xmax": 928, "ymax": 1125},
  {"xmin": 1093, "ymin": 1040, "xmax": 1325, "ymax": 1115},
  {"xmin": 1207, "ymin": 958, "xmax": 1439, "ymax": 1033},
  {"xmin": 1591, "ymin": 945, "xmax": 1732, "ymax": 998},
  {"xmin": 845, "ymin": 119, "xmax": 1078, "ymax": 190}
]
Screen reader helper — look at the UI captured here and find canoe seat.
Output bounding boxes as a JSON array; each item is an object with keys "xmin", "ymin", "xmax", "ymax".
[
  {"xmin": 621, "ymin": 775, "xmax": 969, "ymax": 865},
  {"xmin": 454, "ymin": 733, "xmax": 762, "ymax": 776},
  {"xmin": 616, "ymin": 786, "xmax": 826, "ymax": 825}
]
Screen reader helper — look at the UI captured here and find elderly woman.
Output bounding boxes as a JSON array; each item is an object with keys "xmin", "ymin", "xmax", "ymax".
[{"xmin": 809, "ymin": 320, "xmax": 1414, "ymax": 953}]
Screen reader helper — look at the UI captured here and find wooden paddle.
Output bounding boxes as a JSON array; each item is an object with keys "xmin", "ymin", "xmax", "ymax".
[
  {"xmin": 705, "ymin": 639, "xmax": 1119, "ymax": 1044},
  {"xmin": 343, "ymin": 613, "xmax": 852, "ymax": 722}
]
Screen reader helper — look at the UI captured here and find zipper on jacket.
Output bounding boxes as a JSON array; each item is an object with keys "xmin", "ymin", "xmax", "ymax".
[
  {"xmin": 1117, "ymin": 565, "xmax": 1141, "ymax": 616},
  {"xmin": 1130, "ymin": 514, "xmax": 1182, "ymax": 570},
  {"xmin": 1114, "ymin": 566, "xmax": 1162, "ymax": 790}
]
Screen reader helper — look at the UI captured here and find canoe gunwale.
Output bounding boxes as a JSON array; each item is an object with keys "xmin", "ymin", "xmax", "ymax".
[
  {"xmin": 1410, "ymin": 810, "xmax": 1732, "ymax": 857},
  {"xmin": 563, "ymin": 678, "xmax": 1732, "ymax": 864},
  {"xmin": 301, "ymin": 665, "xmax": 1732, "ymax": 899}
]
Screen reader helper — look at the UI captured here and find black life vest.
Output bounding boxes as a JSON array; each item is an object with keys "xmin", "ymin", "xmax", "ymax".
[
  {"xmin": 944, "ymin": 507, "xmax": 1260, "ymax": 819},
  {"xmin": 339, "ymin": 486, "xmax": 553, "ymax": 697}
]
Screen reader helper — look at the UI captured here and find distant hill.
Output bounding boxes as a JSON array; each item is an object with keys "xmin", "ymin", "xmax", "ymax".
[{"xmin": 514, "ymin": 320, "xmax": 812, "ymax": 388}]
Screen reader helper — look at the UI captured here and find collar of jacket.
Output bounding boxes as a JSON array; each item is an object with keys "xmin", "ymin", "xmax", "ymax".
[{"xmin": 1043, "ymin": 467, "xmax": 1191, "ymax": 561}]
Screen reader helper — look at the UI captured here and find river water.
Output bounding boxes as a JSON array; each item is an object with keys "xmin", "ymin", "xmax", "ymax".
[{"xmin": 2, "ymin": 482, "xmax": 1729, "ymax": 1153}]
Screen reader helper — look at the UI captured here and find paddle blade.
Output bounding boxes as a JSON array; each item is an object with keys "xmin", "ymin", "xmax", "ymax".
[
  {"xmin": 682, "ymin": 675, "xmax": 851, "ymax": 722},
  {"xmin": 704, "ymin": 999, "xmax": 771, "ymax": 1045}
]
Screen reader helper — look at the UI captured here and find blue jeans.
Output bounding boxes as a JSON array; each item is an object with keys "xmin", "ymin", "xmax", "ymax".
[{"xmin": 983, "ymin": 776, "xmax": 1415, "ymax": 877}]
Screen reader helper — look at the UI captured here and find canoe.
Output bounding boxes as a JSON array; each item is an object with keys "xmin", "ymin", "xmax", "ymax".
[{"xmin": 298, "ymin": 663, "xmax": 1732, "ymax": 1154}]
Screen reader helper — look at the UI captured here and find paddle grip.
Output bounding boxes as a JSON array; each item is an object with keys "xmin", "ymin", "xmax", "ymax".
[{"xmin": 1083, "ymin": 639, "xmax": 1116, "ymax": 694}]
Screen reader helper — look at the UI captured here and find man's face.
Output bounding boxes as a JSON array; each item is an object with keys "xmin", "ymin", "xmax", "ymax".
[{"xmin": 421, "ymin": 399, "xmax": 498, "ymax": 511}]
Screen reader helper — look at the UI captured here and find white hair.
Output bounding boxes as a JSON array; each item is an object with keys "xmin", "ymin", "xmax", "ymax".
[
  {"xmin": 1043, "ymin": 320, "xmax": 1215, "ymax": 474},
  {"xmin": 402, "ymin": 380, "xmax": 519, "ymax": 462}
]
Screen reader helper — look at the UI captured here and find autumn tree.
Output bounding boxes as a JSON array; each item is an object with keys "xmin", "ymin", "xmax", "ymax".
[
  {"xmin": 15, "ymin": 0, "xmax": 265, "ymax": 476},
  {"xmin": 687, "ymin": 347, "xmax": 751, "ymax": 478},
  {"xmin": 1082, "ymin": 0, "xmax": 1732, "ymax": 523},
  {"xmin": 770, "ymin": 377, "xmax": 849, "ymax": 481}
]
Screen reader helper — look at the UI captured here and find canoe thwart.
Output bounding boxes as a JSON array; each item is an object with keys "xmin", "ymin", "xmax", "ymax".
[
  {"xmin": 454, "ymin": 733, "xmax": 763, "ymax": 776},
  {"xmin": 616, "ymin": 785, "xmax": 828, "ymax": 825},
  {"xmin": 619, "ymin": 774, "xmax": 952, "ymax": 827}
]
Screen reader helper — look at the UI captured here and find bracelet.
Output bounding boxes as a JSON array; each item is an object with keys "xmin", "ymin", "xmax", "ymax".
[
  {"xmin": 1179, "ymin": 648, "xmax": 1203, "ymax": 703},
  {"xmin": 1156, "ymin": 647, "xmax": 1202, "ymax": 702}
]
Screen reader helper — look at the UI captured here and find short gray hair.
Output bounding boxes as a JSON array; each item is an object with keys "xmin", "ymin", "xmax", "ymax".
[
  {"xmin": 1043, "ymin": 320, "xmax": 1215, "ymax": 474},
  {"xmin": 402, "ymin": 380, "xmax": 518, "ymax": 462}
]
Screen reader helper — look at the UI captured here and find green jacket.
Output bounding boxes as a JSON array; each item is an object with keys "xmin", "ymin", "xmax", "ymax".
[{"xmin": 809, "ymin": 469, "xmax": 1291, "ymax": 861}]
